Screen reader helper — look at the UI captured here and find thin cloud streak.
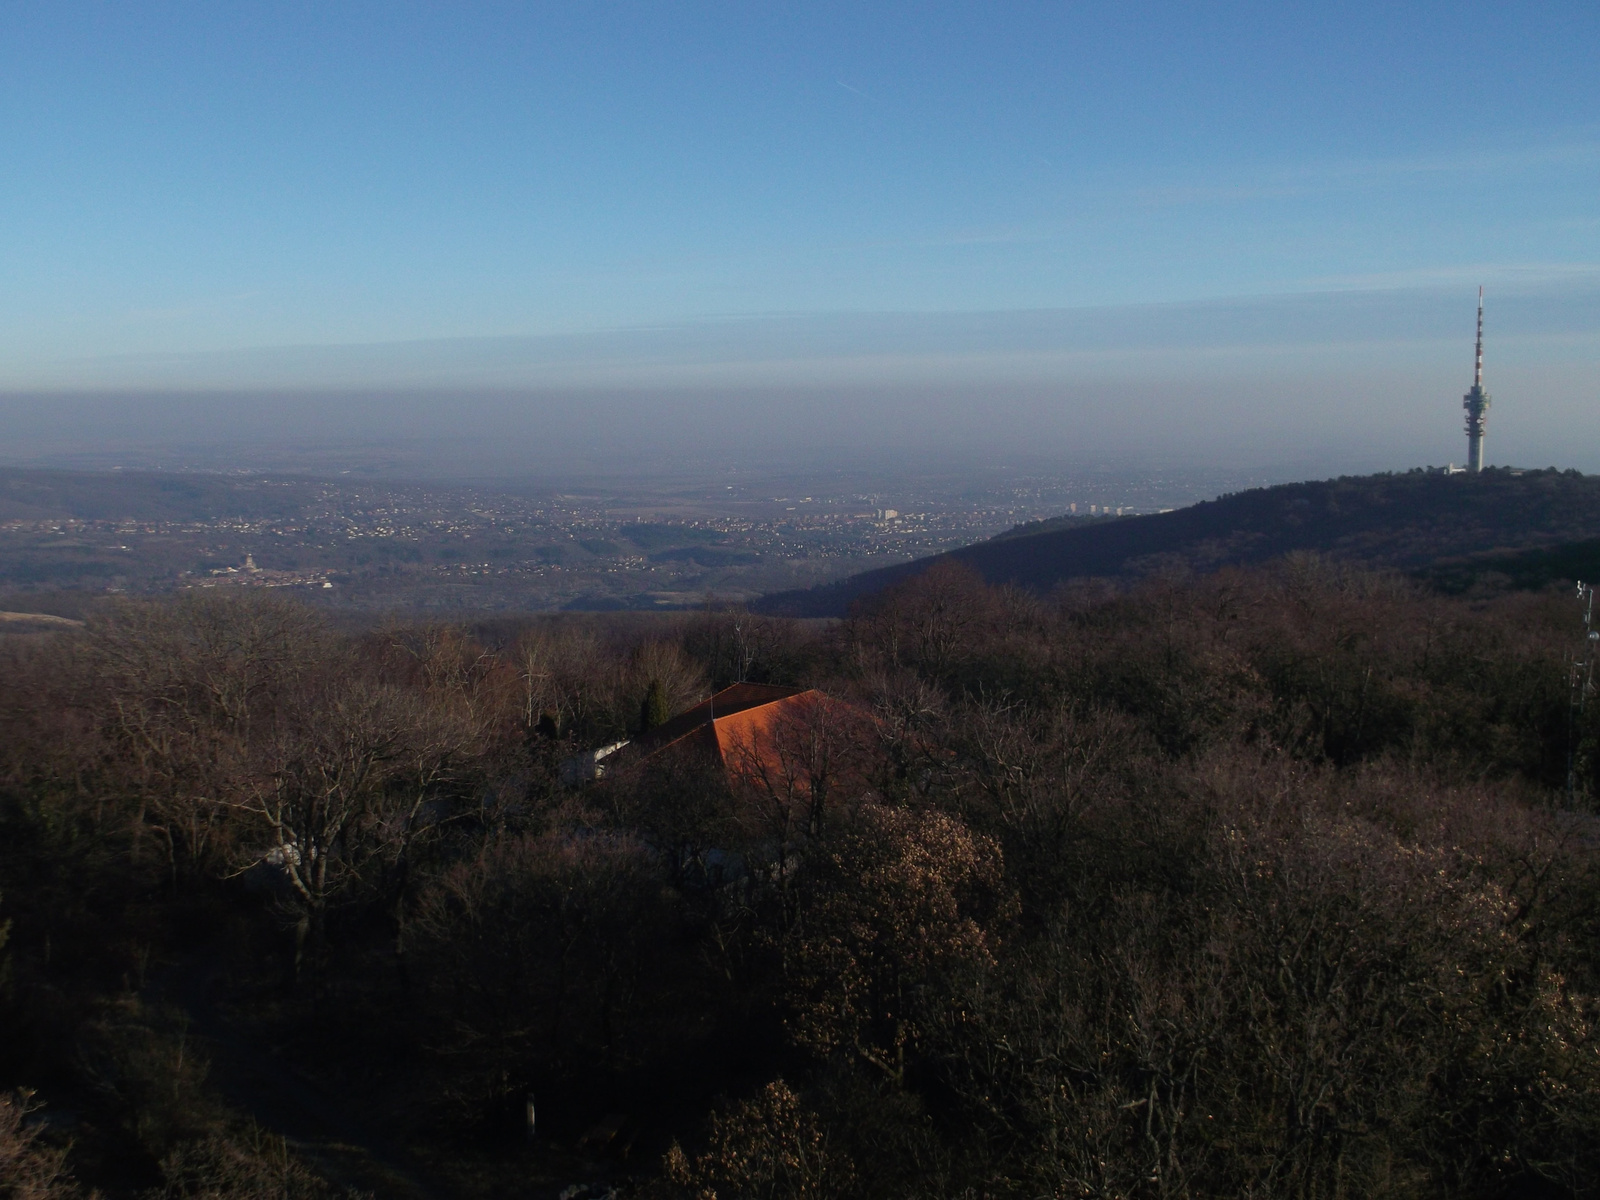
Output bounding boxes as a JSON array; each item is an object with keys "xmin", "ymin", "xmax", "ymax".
[
  {"xmin": 1126, "ymin": 136, "xmax": 1600, "ymax": 208},
  {"xmin": 7, "ymin": 279, "xmax": 1597, "ymax": 391},
  {"xmin": 1296, "ymin": 263, "xmax": 1600, "ymax": 293}
]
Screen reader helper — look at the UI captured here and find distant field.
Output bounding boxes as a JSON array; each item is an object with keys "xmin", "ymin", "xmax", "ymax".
[{"xmin": 0, "ymin": 609, "xmax": 84, "ymax": 629}]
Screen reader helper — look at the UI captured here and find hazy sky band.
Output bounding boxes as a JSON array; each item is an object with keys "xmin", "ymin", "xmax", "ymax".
[{"xmin": 5, "ymin": 278, "xmax": 1599, "ymax": 480}]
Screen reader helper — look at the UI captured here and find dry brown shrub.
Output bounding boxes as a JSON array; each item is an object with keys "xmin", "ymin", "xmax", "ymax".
[
  {"xmin": 784, "ymin": 804, "xmax": 1009, "ymax": 1080},
  {"xmin": 146, "ymin": 1127, "xmax": 353, "ymax": 1199},
  {"xmin": 662, "ymin": 1080, "xmax": 852, "ymax": 1200},
  {"xmin": 0, "ymin": 1091, "xmax": 85, "ymax": 1200}
]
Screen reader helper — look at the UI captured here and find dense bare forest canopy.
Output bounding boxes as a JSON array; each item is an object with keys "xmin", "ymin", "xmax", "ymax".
[
  {"xmin": 760, "ymin": 468, "xmax": 1600, "ymax": 616},
  {"xmin": 3, "ymin": 557, "xmax": 1600, "ymax": 1197}
]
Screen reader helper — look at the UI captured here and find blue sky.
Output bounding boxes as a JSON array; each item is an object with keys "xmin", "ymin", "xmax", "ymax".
[{"xmin": 2, "ymin": 1, "xmax": 1598, "ymax": 472}]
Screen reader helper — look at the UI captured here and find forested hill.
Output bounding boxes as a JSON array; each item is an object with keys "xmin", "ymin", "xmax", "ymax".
[{"xmin": 756, "ymin": 467, "xmax": 1600, "ymax": 616}]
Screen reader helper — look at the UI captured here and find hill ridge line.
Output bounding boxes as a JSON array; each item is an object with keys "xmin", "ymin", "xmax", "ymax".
[{"xmin": 754, "ymin": 467, "xmax": 1597, "ymax": 616}]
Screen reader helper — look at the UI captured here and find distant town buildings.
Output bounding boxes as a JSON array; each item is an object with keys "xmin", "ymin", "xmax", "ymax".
[
  {"xmin": 203, "ymin": 552, "xmax": 333, "ymax": 590},
  {"xmin": 0, "ymin": 469, "xmax": 1257, "ymax": 612}
]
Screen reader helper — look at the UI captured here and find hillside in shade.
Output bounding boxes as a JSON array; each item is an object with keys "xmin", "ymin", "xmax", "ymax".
[{"xmin": 755, "ymin": 467, "xmax": 1600, "ymax": 616}]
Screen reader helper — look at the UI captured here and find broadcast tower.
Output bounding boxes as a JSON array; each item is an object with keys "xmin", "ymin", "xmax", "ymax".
[{"xmin": 1462, "ymin": 287, "xmax": 1490, "ymax": 472}]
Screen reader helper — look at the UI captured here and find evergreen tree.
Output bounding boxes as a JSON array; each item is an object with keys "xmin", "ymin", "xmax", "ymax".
[{"xmin": 640, "ymin": 677, "xmax": 671, "ymax": 732}]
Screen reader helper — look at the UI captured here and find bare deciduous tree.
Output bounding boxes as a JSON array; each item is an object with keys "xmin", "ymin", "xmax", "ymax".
[
  {"xmin": 234, "ymin": 676, "xmax": 409, "ymax": 979},
  {"xmin": 88, "ymin": 593, "xmax": 326, "ymax": 879}
]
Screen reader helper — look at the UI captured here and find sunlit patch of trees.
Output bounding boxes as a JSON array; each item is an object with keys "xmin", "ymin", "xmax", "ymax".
[{"xmin": 3, "ymin": 559, "xmax": 1600, "ymax": 1197}]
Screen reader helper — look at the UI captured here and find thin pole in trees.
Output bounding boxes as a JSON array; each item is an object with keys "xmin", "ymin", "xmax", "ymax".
[{"xmin": 1567, "ymin": 581, "xmax": 1596, "ymax": 808}]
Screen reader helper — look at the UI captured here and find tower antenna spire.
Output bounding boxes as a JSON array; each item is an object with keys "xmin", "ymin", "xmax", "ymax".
[
  {"xmin": 1462, "ymin": 287, "xmax": 1491, "ymax": 472},
  {"xmin": 1474, "ymin": 285, "xmax": 1484, "ymax": 389}
]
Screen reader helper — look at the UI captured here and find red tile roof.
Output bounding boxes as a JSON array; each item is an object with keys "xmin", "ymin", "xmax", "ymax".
[
  {"xmin": 635, "ymin": 683, "xmax": 805, "ymax": 754},
  {"xmin": 639, "ymin": 684, "xmax": 864, "ymax": 789}
]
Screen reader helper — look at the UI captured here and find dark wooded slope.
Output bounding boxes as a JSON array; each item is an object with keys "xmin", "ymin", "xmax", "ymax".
[{"xmin": 757, "ymin": 467, "xmax": 1600, "ymax": 616}]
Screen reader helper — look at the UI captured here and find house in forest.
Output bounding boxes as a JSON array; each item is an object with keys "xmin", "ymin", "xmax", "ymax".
[
  {"xmin": 559, "ymin": 685, "xmax": 814, "ymax": 783},
  {"xmin": 631, "ymin": 683, "xmax": 876, "ymax": 859},
  {"xmin": 634, "ymin": 683, "xmax": 815, "ymax": 764},
  {"xmin": 637, "ymin": 682, "xmax": 875, "ymax": 812},
  {"xmin": 561, "ymin": 682, "xmax": 870, "ymax": 798}
]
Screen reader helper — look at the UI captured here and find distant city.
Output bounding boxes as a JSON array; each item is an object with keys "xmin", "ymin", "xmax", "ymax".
[{"xmin": 0, "ymin": 464, "xmax": 1282, "ymax": 613}]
